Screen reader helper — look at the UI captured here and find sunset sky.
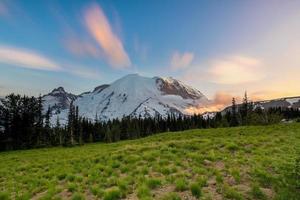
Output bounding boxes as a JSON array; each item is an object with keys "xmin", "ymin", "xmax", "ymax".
[{"xmin": 1, "ymin": 0, "xmax": 300, "ymax": 105}]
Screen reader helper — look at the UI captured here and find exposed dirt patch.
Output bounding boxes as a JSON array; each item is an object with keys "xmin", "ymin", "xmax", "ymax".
[
  {"xmin": 224, "ymin": 175, "xmax": 236, "ymax": 186},
  {"xmin": 125, "ymin": 192, "xmax": 138, "ymax": 200},
  {"xmin": 203, "ymin": 159, "xmax": 212, "ymax": 166},
  {"xmin": 261, "ymin": 187, "xmax": 274, "ymax": 199},
  {"xmin": 177, "ymin": 191, "xmax": 198, "ymax": 200},
  {"xmin": 59, "ymin": 189, "xmax": 72, "ymax": 199},
  {"xmin": 202, "ymin": 177, "xmax": 223, "ymax": 200},
  {"xmin": 214, "ymin": 161, "xmax": 225, "ymax": 170},
  {"xmin": 31, "ymin": 190, "xmax": 48, "ymax": 200},
  {"xmin": 152, "ymin": 185, "xmax": 174, "ymax": 199},
  {"xmin": 234, "ymin": 184, "xmax": 251, "ymax": 193},
  {"xmin": 84, "ymin": 189, "xmax": 96, "ymax": 200}
]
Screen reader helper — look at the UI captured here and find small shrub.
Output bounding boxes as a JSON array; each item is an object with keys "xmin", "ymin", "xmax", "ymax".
[
  {"xmin": 226, "ymin": 143, "xmax": 239, "ymax": 152},
  {"xmin": 216, "ymin": 173, "xmax": 223, "ymax": 184},
  {"xmin": 103, "ymin": 187, "xmax": 121, "ymax": 200},
  {"xmin": 67, "ymin": 183, "xmax": 77, "ymax": 192},
  {"xmin": 57, "ymin": 173, "xmax": 67, "ymax": 180},
  {"xmin": 75, "ymin": 175, "xmax": 83, "ymax": 182},
  {"xmin": 250, "ymin": 184, "xmax": 267, "ymax": 200},
  {"xmin": 111, "ymin": 161, "xmax": 120, "ymax": 169},
  {"xmin": 71, "ymin": 193, "xmax": 84, "ymax": 200},
  {"xmin": 295, "ymin": 156, "xmax": 300, "ymax": 188},
  {"xmin": 146, "ymin": 178, "xmax": 162, "ymax": 189},
  {"xmin": 196, "ymin": 176, "xmax": 208, "ymax": 187},
  {"xmin": 253, "ymin": 169, "xmax": 274, "ymax": 187},
  {"xmin": 90, "ymin": 186, "xmax": 104, "ymax": 197},
  {"xmin": 137, "ymin": 184, "xmax": 151, "ymax": 199},
  {"xmin": 66, "ymin": 174, "xmax": 76, "ymax": 182},
  {"xmin": 161, "ymin": 167, "xmax": 172, "ymax": 175},
  {"xmin": 160, "ymin": 192, "xmax": 181, "ymax": 200},
  {"xmin": 120, "ymin": 165, "xmax": 129, "ymax": 173},
  {"xmin": 223, "ymin": 185, "xmax": 243, "ymax": 200},
  {"xmin": 175, "ymin": 178, "xmax": 188, "ymax": 191},
  {"xmin": 190, "ymin": 183, "xmax": 202, "ymax": 198},
  {"xmin": 0, "ymin": 192, "xmax": 9, "ymax": 200},
  {"xmin": 230, "ymin": 169, "xmax": 241, "ymax": 183},
  {"xmin": 140, "ymin": 166, "xmax": 149, "ymax": 175}
]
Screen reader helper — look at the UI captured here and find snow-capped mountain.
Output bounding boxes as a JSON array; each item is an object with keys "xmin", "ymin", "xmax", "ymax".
[
  {"xmin": 43, "ymin": 74, "xmax": 209, "ymax": 123},
  {"xmin": 254, "ymin": 97, "xmax": 300, "ymax": 110},
  {"xmin": 42, "ymin": 87, "xmax": 77, "ymax": 114}
]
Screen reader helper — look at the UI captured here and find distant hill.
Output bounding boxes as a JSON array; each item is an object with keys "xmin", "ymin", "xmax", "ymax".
[{"xmin": 221, "ymin": 96, "xmax": 300, "ymax": 114}]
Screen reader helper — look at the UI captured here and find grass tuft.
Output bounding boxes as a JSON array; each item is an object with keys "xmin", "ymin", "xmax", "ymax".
[
  {"xmin": 103, "ymin": 187, "xmax": 121, "ymax": 200},
  {"xmin": 175, "ymin": 178, "xmax": 188, "ymax": 191},
  {"xmin": 190, "ymin": 182, "xmax": 202, "ymax": 198}
]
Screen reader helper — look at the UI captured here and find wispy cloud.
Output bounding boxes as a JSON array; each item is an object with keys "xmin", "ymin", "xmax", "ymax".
[
  {"xmin": 183, "ymin": 55, "xmax": 264, "ymax": 85},
  {"xmin": 207, "ymin": 56, "xmax": 264, "ymax": 84},
  {"xmin": 84, "ymin": 4, "xmax": 131, "ymax": 68},
  {"xmin": 0, "ymin": 45, "xmax": 101, "ymax": 79},
  {"xmin": 0, "ymin": 46, "xmax": 61, "ymax": 71},
  {"xmin": 170, "ymin": 51, "xmax": 194, "ymax": 70},
  {"xmin": 63, "ymin": 63, "xmax": 102, "ymax": 79},
  {"xmin": 49, "ymin": 3, "xmax": 103, "ymax": 60},
  {"xmin": 133, "ymin": 37, "xmax": 149, "ymax": 61},
  {"xmin": 0, "ymin": 1, "xmax": 9, "ymax": 17},
  {"xmin": 63, "ymin": 36, "xmax": 103, "ymax": 58}
]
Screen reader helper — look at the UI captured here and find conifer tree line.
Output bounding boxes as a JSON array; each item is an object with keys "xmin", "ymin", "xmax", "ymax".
[{"xmin": 0, "ymin": 92, "xmax": 300, "ymax": 151}]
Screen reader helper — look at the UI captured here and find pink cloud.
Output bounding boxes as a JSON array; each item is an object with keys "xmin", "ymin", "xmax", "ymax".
[
  {"xmin": 170, "ymin": 51, "xmax": 194, "ymax": 70},
  {"xmin": 0, "ymin": 46, "xmax": 61, "ymax": 71},
  {"xmin": 64, "ymin": 36, "xmax": 103, "ymax": 58},
  {"xmin": 207, "ymin": 56, "xmax": 264, "ymax": 84},
  {"xmin": 0, "ymin": 45, "xmax": 102, "ymax": 79},
  {"xmin": 183, "ymin": 55, "xmax": 265, "ymax": 85},
  {"xmin": 84, "ymin": 4, "xmax": 131, "ymax": 68},
  {"xmin": 185, "ymin": 91, "xmax": 241, "ymax": 114}
]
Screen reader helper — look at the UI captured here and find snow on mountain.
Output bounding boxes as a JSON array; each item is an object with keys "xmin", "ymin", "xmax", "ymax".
[
  {"xmin": 202, "ymin": 112, "xmax": 217, "ymax": 120},
  {"xmin": 44, "ymin": 74, "xmax": 209, "ymax": 123},
  {"xmin": 255, "ymin": 97, "xmax": 300, "ymax": 110},
  {"xmin": 42, "ymin": 87, "xmax": 77, "ymax": 114},
  {"xmin": 221, "ymin": 96, "xmax": 300, "ymax": 114}
]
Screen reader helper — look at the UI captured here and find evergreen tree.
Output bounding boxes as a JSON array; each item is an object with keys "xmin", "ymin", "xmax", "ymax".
[
  {"xmin": 44, "ymin": 106, "xmax": 51, "ymax": 146},
  {"xmin": 230, "ymin": 98, "xmax": 240, "ymax": 126},
  {"xmin": 36, "ymin": 94, "xmax": 44, "ymax": 146},
  {"xmin": 66, "ymin": 101, "xmax": 75, "ymax": 146}
]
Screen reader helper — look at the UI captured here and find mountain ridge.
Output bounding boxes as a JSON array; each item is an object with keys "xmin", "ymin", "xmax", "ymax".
[
  {"xmin": 221, "ymin": 96, "xmax": 300, "ymax": 114},
  {"xmin": 42, "ymin": 74, "xmax": 300, "ymax": 123},
  {"xmin": 42, "ymin": 74, "xmax": 209, "ymax": 123}
]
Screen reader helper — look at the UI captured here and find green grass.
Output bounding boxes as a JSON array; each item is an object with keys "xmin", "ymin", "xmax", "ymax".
[
  {"xmin": 190, "ymin": 182, "xmax": 202, "ymax": 198},
  {"xmin": 175, "ymin": 178, "xmax": 188, "ymax": 191},
  {"xmin": 0, "ymin": 123, "xmax": 300, "ymax": 199},
  {"xmin": 103, "ymin": 187, "xmax": 121, "ymax": 200}
]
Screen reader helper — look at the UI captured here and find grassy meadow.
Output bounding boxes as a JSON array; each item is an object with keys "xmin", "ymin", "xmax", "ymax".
[{"xmin": 0, "ymin": 123, "xmax": 300, "ymax": 200}]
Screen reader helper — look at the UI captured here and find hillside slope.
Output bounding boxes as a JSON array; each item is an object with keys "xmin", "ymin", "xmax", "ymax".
[{"xmin": 0, "ymin": 123, "xmax": 299, "ymax": 199}]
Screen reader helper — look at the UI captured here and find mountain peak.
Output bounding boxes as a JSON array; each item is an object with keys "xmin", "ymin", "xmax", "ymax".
[
  {"xmin": 114, "ymin": 73, "xmax": 145, "ymax": 82},
  {"xmin": 51, "ymin": 87, "xmax": 66, "ymax": 94},
  {"xmin": 43, "ymin": 87, "xmax": 77, "ymax": 115},
  {"xmin": 43, "ymin": 74, "xmax": 209, "ymax": 123}
]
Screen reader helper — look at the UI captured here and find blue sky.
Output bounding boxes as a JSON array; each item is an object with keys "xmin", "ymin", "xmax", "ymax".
[{"xmin": 1, "ymin": 0, "xmax": 300, "ymax": 102}]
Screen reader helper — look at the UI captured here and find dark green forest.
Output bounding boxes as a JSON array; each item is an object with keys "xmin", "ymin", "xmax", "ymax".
[{"xmin": 1, "ymin": 93, "xmax": 300, "ymax": 151}]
